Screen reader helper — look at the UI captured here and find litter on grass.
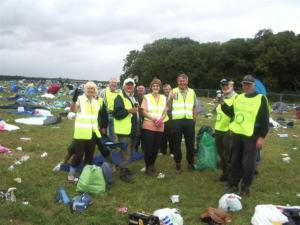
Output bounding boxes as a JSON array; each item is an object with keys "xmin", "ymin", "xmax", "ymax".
[
  {"xmin": 277, "ymin": 134, "xmax": 288, "ymax": 138},
  {"xmin": 20, "ymin": 137, "xmax": 31, "ymax": 141},
  {"xmin": 170, "ymin": 195, "xmax": 180, "ymax": 203},
  {"xmin": 157, "ymin": 172, "xmax": 165, "ymax": 179},
  {"xmin": 41, "ymin": 152, "xmax": 48, "ymax": 158}
]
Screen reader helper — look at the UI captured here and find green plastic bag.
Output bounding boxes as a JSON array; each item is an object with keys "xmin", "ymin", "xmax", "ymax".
[
  {"xmin": 194, "ymin": 132, "xmax": 217, "ymax": 171},
  {"xmin": 76, "ymin": 165, "xmax": 106, "ymax": 194}
]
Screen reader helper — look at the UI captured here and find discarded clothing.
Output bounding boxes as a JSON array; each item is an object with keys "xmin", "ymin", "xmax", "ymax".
[
  {"xmin": 15, "ymin": 116, "xmax": 61, "ymax": 125},
  {"xmin": 0, "ymin": 121, "xmax": 20, "ymax": 131}
]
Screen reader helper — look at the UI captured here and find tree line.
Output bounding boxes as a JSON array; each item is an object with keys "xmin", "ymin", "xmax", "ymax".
[{"xmin": 121, "ymin": 29, "xmax": 300, "ymax": 93}]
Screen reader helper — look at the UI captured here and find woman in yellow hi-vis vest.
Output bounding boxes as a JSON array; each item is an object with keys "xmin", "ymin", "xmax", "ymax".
[
  {"xmin": 141, "ymin": 78, "xmax": 168, "ymax": 176},
  {"xmin": 68, "ymin": 81, "xmax": 101, "ymax": 182}
]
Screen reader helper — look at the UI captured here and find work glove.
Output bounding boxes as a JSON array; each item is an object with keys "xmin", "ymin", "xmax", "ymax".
[{"xmin": 72, "ymin": 88, "xmax": 80, "ymax": 103}]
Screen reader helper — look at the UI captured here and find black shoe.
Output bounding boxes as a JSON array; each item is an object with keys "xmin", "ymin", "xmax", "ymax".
[
  {"xmin": 120, "ymin": 174, "xmax": 134, "ymax": 183},
  {"xmin": 187, "ymin": 164, "xmax": 195, "ymax": 171},
  {"xmin": 240, "ymin": 186, "xmax": 250, "ymax": 196},
  {"xmin": 175, "ymin": 163, "xmax": 182, "ymax": 174},
  {"xmin": 218, "ymin": 174, "xmax": 228, "ymax": 182}
]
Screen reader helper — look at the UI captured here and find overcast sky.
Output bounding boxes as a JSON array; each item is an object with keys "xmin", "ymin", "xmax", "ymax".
[{"xmin": 1, "ymin": 0, "xmax": 300, "ymax": 81}]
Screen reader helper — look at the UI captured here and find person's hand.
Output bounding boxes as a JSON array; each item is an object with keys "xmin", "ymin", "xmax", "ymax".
[
  {"xmin": 155, "ymin": 117, "xmax": 163, "ymax": 127},
  {"xmin": 256, "ymin": 137, "xmax": 265, "ymax": 150},
  {"xmin": 72, "ymin": 88, "xmax": 80, "ymax": 103},
  {"xmin": 128, "ymin": 107, "xmax": 138, "ymax": 114},
  {"xmin": 100, "ymin": 128, "xmax": 107, "ymax": 136}
]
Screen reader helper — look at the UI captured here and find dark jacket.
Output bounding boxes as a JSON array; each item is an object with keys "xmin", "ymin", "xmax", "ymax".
[
  {"xmin": 221, "ymin": 93, "xmax": 269, "ymax": 138},
  {"xmin": 98, "ymin": 103, "xmax": 108, "ymax": 129},
  {"xmin": 113, "ymin": 90, "xmax": 139, "ymax": 137}
]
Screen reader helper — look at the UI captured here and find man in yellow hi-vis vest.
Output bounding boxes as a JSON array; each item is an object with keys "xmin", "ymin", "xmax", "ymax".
[
  {"xmin": 168, "ymin": 73, "xmax": 197, "ymax": 173},
  {"xmin": 100, "ymin": 78, "xmax": 119, "ymax": 142},
  {"xmin": 220, "ymin": 75, "xmax": 269, "ymax": 196},
  {"xmin": 214, "ymin": 78, "xmax": 237, "ymax": 182},
  {"xmin": 113, "ymin": 78, "xmax": 139, "ymax": 183}
]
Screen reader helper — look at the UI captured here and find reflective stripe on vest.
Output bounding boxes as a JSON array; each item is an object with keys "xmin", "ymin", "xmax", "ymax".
[
  {"xmin": 214, "ymin": 94, "xmax": 237, "ymax": 132},
  {"xmin": 144, "ymin": 94, "xmax": 169, "ymax": 122},
  {"xmin": 113, "ymin": 92, "xmax": 132, "ymax": 135},
  {"xmin": 105, "ymin": 88, "xmax": 119, "ymax": 112},
  {"xmin": 171, "ymin": 87, "xmax": 195, "ymax": 120},
  {"xmin": 73, "ymin": 95, "xmax": 101, "ymax": 139},
  {"xmin": 229, "ymin": 93, "xmax": 262, "ymax": 136}
]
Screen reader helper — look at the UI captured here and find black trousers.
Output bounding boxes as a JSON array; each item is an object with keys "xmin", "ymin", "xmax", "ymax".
[
  {"xmin": 172, "ymin": 119, "xmax": 195, "ymax": 164},
  {"xmin": 160, "ymin": 119, "xmax": 175, "ymax": 155},
  {"xmin": 228, "ymin": 133, "xmax": 258, "ymax": 188},
  {"xmin": 71, "ymin": 133, "xmax": 97, "ymax": 167},
  {"xmin": 142, "ymin": 129, "xmax": 163, "ymax": 167},
  {"xmin": 215, "ymin": 130, "xmax": 232, "ymax": 177}
]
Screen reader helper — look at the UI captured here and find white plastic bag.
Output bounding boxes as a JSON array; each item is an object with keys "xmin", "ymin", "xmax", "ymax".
[
  {"xmin": 153, "ymin": 208, "xmax": 183, "ymax": 225},
  {"xmin": 218, "ymin": 193, "xmax": 242, "ymax": 212},
  {"xmin": 251, "ymin": 205, "xmax": 288, "ymax": 225}
]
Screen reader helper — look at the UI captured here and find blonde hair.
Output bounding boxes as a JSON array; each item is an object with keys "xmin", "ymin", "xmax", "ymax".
[{"xmin": 84, "ymin": 81, "xmax": 98, "ymax": 96}]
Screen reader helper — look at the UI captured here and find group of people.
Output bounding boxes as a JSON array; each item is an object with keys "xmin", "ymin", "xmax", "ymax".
[{"xmin": 66, "ymin": 73, "xmax": 269, "ymax": 196}]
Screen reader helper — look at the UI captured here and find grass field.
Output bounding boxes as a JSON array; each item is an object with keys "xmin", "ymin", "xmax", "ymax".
[{"xmin": 0, "ymin": 96, "xmax": 300, "ymax": 225}]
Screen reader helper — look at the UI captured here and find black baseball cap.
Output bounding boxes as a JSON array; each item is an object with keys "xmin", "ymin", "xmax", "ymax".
[{"xmin": 242, "ymin": 75, "xmax": 255, "ymax": 84}]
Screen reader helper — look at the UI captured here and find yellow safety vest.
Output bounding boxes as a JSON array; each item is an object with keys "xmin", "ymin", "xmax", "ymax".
[
  {"xmin": 105, "ymin": 87, "xmax": 119, "ymax": 112},
  {"xmin": 229, "ymin": 93, "xmax": 262, "ymax": 137},
  {"xmin": 214, "ymin": 94, "xmax": 237, "ymax": 132},
  {"xmin": 171, "ymin": 87, "xmax": 195, "ymax": 120},
  {"xmin": 98, "ymin": 97, "xmax": 104, "ymax": 108},
  {"xmin": 74, "ymin": 95, "xmax": 101, "ymax": 139},
  {"xmin": 113, "ymin": 92, "xmax": 132, "ymax": 135},
  {"xmin": 144, "ymin": 94, "xmax": 169, "ymax": 122}
]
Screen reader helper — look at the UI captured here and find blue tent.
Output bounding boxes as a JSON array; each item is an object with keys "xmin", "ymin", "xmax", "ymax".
[
  {"xmin": 0, "ymin": 86, "xmax": 4, "ymax": 93},
  {"xmin": 255, "ymin": 79, "xmax": 267, "ymax": 95},
  {"xmin": 25, "ymin": 86, "xmax": 38, "ymax": 95}
]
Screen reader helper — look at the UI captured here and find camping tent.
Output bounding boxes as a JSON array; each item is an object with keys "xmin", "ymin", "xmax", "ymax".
[{"xmin": 48, "ymin": 83, "xmax": 60, "ymax": 94}]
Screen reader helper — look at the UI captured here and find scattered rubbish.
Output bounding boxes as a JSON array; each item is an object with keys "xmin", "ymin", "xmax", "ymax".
[
  {"xmin": 170, "ymin": 195, "xmax": 180, "ymax": 203},
  {"xmin": 7, "ymin": 165, "xmax": 14, "ymax": 171},
  {"xmin": 40, "ymin": 152, "xmax": 48, "ymax": 158},
  {"xmin": 53, "ymin": 162, "xmax": 62, "ymax": 172},
  {"xmin": 276, "ymin": 192, "xmax": 280, "ymax": 195},
  {"xmin": 0, "ymin": 145, "xmax": 11, "ymax": 153},
  {"xmin": 71, "ymin": 193, "xmax": 92, "ymax": 213},
  {"xmin": 13, "ymin": 178, "xmax": 22, "ymax": 184},
  {"xmin": 129, "ymin": 212, "xmax": 160, "ymax": 225},
  {"xmin": 14, "ymin": 160, "xmax": 22, "ymax": 165},
  {"xmin": 281, "ymin": 153, "xmax": 289, "ymax": 157},
  {"xmin": 16, "ymin": 147, "xmax": 22, "ymax": 151},
  {"xmin": 67, "ymin": 112, "xmax": 76, "ymax": 120},
  {"xmin": 0, "ymin": 187, "xmax": 17, "ymax": 202},
  {"xmin": 154, "ymin": 208, "xmax": 184, "ymax": 225},
  {"xmin": 55, "ymin": 186, "xmax": 71, "ymax": 205},
  {"xmin": 200, "ymin": 207, "xmax": 231, "ymax": 225},
  {"xmin": 140, "ymin": 167, "xmax": 146, "ymax": 172},
  {"xmin": 293, "ymin": 135, "xmax": 298, "ymax": 138},
  {"xmin": 22, "ymin": 201, "xmax": 29, "ymax": 205},
  {"xmin": 292, "ymin": 147, "xmax": 298, "ymax": 150},
  {"xmin": 20, "ymin": 155, "xmax": 30, "ymax": 162},
  {"xmin": 219, "ymin": 193, "xmax": 242, "ymax": 212},
  {"xmin": 296, "ymin": 193, "xmax": 300, "ymax": 197},
  {"xmin": 20, "ymin": 137, "xmax": 31, "ymax": 141},
  {"xmin": 118, "ymin": 207, "xmax": 128, "ymax": 214},
  {"xmin": 282, "ymin": 157, "xmax": 291, "ymax": 163},
  {"xmin": 251, "ymin": 204, "xmax": 289, "ymax": 225},
  {"xmin": 277, "ymin": 134, "xmax": 288, "ymax": 138},
  {"xmin": 157, "ymin": 172, "xmax": 165, "ymax": 179}
]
